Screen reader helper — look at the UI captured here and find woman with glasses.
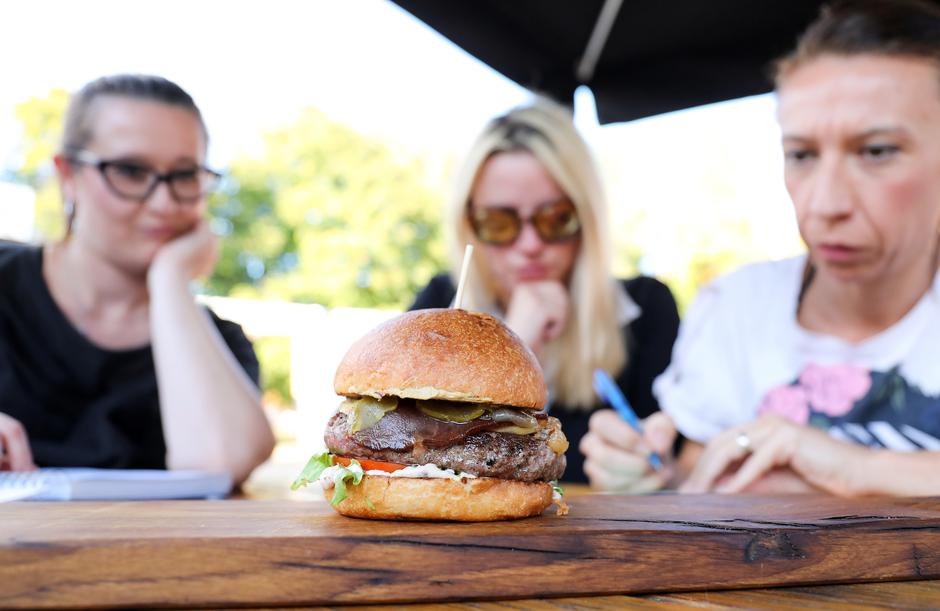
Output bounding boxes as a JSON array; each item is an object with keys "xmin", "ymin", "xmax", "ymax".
[
  {"xmin": 0, "ymin": 74, "xmax": 274, "ymax": 484},
  {"xmin": 582, "ymin": 0, "xmax": 940, "ymax": 497},
  {"xmin": 410, "ymin": 99, "xmax": 680, "ymax": 483}
]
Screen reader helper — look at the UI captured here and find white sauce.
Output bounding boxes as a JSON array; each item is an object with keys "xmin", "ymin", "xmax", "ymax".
[
  {"xmin": 319, "ymin": 462, "xmax": 476, "ymax": 489},
  {"xmin": 319, "ymin": 463, "xmax": 363, "ymax": 489},
  {"xmin": 367, "ymin": 463, "xmax": 477, "ymax": 480}
]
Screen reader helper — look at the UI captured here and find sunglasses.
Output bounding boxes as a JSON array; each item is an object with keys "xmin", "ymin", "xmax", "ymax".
[{"xmin": 468, "ymin": 198, "xmax": 581, "ymax": 246}]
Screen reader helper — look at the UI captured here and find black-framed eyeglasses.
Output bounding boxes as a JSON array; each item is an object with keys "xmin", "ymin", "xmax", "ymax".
[
  {"xmin": 468, "ymin": 198, "xmax": 581, "ymax": 246},
  {"xmin": 68, "ymin": 150, "xmax": 222, "ymax": 204}
]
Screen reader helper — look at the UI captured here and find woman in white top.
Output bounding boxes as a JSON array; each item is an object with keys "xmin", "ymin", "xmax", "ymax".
[{"xmin": 580, "ymin": 0, "xmax": 940, "ymax": 496}]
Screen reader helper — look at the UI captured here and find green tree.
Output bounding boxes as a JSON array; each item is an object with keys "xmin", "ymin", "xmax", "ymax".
[
  {"xmin": 8, "ymin": 89, "xmax": 70, "ymax": 238},
  {"xmin": 207, "ymin": 107, "xmax": 447, "ymax": 310},
  {"xmin": 204, "ymin": 108, "xmax": 449, "ymax": 403}
]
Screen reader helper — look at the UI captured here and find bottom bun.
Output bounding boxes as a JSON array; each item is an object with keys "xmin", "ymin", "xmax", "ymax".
[{"xmin": 325, "ymin": 475, "xmax": 554, "ymax": 521}]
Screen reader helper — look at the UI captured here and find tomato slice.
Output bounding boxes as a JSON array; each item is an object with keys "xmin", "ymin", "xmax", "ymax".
[{"xmin": 333, "ymin": 456, "xmax": 406, "ymax": 473}]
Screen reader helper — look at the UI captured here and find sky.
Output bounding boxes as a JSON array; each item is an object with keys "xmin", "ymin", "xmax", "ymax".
[
  {"xmin": 0, "ymin": 0, "xmax": 801, "ymax": 273},
  {"xmin": 0, "ymin": 0, "xmax": 531, "ymax": 168}
]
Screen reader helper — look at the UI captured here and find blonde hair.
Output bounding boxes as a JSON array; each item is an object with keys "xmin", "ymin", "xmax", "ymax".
[{"xmin": 444, "ymin": 98, "xmax": 625, "ymax": 409}]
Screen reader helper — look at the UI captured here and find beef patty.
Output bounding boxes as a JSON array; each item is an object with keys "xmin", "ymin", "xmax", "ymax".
[{"xmin": 324, "ymin": 409, "xmax": 566, "ymax": 482}]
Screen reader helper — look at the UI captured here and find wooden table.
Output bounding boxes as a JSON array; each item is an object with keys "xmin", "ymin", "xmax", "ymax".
[{"xmin": 3, "ymin": 492, "xmax": 940, "ymax": 609}]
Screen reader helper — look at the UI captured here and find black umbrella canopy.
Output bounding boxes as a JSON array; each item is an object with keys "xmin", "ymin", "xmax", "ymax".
[{"xmin": 392, "ymin": 0, "xmax": 826, "ymax": 123}]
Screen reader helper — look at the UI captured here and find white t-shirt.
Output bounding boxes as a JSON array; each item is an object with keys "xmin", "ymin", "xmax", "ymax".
[{"xmin": 653, "ymin": 255, "xmax": 940, "ymax": 451}]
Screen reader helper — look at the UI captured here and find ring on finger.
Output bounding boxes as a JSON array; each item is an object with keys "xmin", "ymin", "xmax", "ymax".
[{"xmin": 735, "ymin": 431, "xmax": 753, "ymax": 454}]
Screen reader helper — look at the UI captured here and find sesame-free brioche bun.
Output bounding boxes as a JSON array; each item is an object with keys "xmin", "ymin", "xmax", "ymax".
[
  {"xmin": 326, "ymin": 475, "xmax": 553, "ymax": 521},
  {"xmin": 334, "ymin": 308, "xmax": 547, "ymax": 409}
]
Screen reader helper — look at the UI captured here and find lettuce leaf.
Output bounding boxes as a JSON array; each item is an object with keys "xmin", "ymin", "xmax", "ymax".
[
  {"xmin": 551, "ymin": 481, "xmax": 564, "ymax": 497},
  {"xmin": 289, "ymin": 451, "xmax": 366, "ymax": 506},
  {"xmin": 290, "ymin": 451, "xmax": 333, "ymax": 490},
  {"xmin": 329, "ymin": 460, "xmax": 364, "ymax": 506}
]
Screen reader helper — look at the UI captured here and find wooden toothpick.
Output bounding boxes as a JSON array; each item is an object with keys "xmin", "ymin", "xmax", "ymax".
[{"xmin": 453, "ymin": 244, "xmax": 474, "ymax": 309}]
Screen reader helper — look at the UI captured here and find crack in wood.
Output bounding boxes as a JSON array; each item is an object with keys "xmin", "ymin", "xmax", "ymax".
[
  {"xmin": 913, "ymin": 545, "xmax": 925, "ymax": 578},
  {"xmin": 4, "ymin": 569, "xmax": 254, "ymax": 597},
  {"xmin": 570, "ymin": 518, "xmax": 773, "ymax": 533},
  {"xmin": 566, "ymin": 515, "xmax": 934, "ymax": 532},
  {"xmin": 10, "ymin": 540, "xmax": 64, "ymax": 550},
  {"xmin": 274, "ymin": 560, "xmax": 397, "ymax": 575},
  {"xmin": 372, "ymin": 539, "xmax": 574, "ymax": 556},
  {"xmin": 819, "ymin": 515, "xmax": 917, "ymax": 521},
  {"xmin": 715, "ymin": 519, "xmax": 841, "ymax": 528},
  {"xmin": 869, "ymin": 525, "xmax": 940, "ymax": 533}
]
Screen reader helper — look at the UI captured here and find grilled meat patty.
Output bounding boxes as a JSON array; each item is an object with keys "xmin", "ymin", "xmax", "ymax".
[{"xmin": 324, "ymin": 408, "xmax": 566, "ymax": 482}]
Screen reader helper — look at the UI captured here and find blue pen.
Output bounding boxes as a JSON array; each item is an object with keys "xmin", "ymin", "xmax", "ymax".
[{"xmin": 592, "ymin": 369, "xmax": 664, "ymax": 471}]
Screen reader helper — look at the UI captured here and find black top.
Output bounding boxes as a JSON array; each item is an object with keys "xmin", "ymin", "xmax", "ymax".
[
  {"xmin": 0, "ymin": 243, "xmax": 260, "ymax": 469},
  {"xmin": 410, "ymin": 273, "xmax": 680, "ymax": 483}
]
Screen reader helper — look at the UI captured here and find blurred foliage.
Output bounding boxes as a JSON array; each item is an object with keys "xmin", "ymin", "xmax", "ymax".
[
  {"xmin": 204, "ymin": 108, "xmax": 449, "ymax": 402},
  {"xmin": 13, "ymin": 88, "xmax": 68, "ymax": 186},
  {"xmin": 253, "ymin": 336, "xmax": 293, "ymax": 409},
  {"xmin": 206, "ymin": 108, "xmax": 447, "ymax": 310},
  {"xmin": 11, "ymin": 89, "xmax": 70, "ymax": 238}
]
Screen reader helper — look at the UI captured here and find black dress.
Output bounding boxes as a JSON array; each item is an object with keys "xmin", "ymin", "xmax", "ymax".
[
  {"xmin": 0, "ymin": 242, "xmax": 260, "ymax": 469},
  {"xmin": 410, "ymin": 273, "xmax": 680, "ymax": 483}
]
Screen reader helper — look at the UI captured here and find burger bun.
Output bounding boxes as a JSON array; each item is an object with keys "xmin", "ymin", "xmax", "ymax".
[{"xmin": 326, "ymin": 474, "xmax": 554, "ymax": 521}]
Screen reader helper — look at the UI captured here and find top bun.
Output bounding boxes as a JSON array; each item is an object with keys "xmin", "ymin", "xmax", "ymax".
[{"xmin": 334, "ymin": 308, "xmax": 547, "ymax": 409}]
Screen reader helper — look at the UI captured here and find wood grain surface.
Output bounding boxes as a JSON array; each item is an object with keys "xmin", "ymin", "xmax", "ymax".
[
  {"xmin": 327, "ymin": 580, "xmax": 940, "ymax": 610},
  {"xmin": 2, "ymin": 493, "xmax": 940, "ymax": 609}
]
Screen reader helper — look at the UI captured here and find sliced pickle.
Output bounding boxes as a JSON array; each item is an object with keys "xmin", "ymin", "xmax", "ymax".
[
  {"xmin": 338, "ymin": 398, "xmax": 358, "ymax": 416},
  {"xmin": 490, "ymin": 407, "xmax": 538, "ymax": 428},
  {"xmin": 417, "ymin": 400, "xmax": 486, "ymax": 423},
  {"xmin": 342, "ymin": 396, "xmax": 399, "ymax": 433}
]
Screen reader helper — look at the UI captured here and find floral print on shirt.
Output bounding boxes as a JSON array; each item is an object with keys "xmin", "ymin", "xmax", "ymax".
[{"xmin": 758, "ymin": 364, "xmax": 940, "ymax": 451}]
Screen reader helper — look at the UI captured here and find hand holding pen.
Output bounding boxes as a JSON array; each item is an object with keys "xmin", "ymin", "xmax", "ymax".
[
  {"xmin": 579, "ymin": 369, "xmax": 676, "ymax": 493},
  {"xmin": 592, "ymin": 369, "xmax": 664, "ymax": 470}
]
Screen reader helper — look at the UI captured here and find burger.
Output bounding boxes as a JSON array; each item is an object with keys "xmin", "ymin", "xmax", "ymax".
[{"xmin": 291, "ymin": 308, "xmax": 569, "ymax": 521}]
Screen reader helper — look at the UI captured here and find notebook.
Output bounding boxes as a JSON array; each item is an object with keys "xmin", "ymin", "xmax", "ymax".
[{"xmin": 0, "ymin": 468, "xmax": 233, "ymax": 501}]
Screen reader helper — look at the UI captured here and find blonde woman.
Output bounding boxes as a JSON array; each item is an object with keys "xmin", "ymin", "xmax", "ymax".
[{"xmin": 411, "ymin": 99, "xmax": 679, "ymax": 483}]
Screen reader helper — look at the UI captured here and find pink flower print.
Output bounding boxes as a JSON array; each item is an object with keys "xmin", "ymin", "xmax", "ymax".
[
  {"xmin": 798, "ymin": 363, "xmax": 872, "ymax": 417},
  {"xmin": 758, "ymin": 385, "xmax": 810, "ymax": 424}
]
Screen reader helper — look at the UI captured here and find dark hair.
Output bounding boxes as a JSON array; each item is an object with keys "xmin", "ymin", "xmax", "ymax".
[
  {"xmin": 59, "ymin": 74, "xmax": 208, "ymax": 235},
  {"xmin": 489, "ymin": 113, "xmax": 555, "ymax": 151},
  {"xmin": 775, "ymin": 0, "xmax": 940, "ymax": 84},
  {"xmin": 61, "ymin": 74, "xmax": 208, "ymax": 157}
]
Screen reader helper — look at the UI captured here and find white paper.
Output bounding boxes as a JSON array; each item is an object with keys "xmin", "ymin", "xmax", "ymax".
[{"xmin": 0, "ymin": 468, "xmax": 233, "ymax": 501}]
